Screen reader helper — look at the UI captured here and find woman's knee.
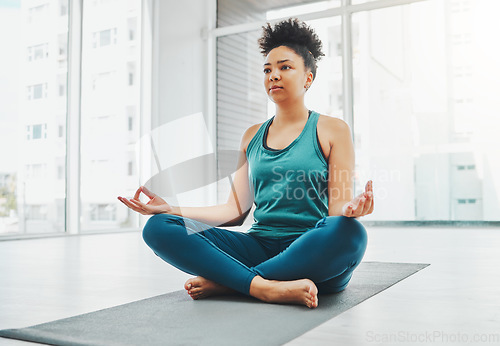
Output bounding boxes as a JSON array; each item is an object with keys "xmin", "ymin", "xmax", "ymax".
[
  {"xmin": 322, "ymin": 216, "xmax": 368, "ymax": 252},
  {"xmin": 324, "ymin": 215, "xmax": 366, "ymax": 235},
  {"xmin": 142, "ymin": 213, "xmax": 183, "ymax": 247}
]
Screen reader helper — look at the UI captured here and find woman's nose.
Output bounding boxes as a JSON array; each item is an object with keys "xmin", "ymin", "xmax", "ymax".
[{"xmin": 269, "ymin": 70, "xmax": 280, "ymax": 81}]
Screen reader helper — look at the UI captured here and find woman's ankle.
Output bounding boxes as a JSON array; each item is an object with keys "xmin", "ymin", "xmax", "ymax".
[{"xmin": 249, "ymin": 275, "xmax": 272, "ymax": 302}]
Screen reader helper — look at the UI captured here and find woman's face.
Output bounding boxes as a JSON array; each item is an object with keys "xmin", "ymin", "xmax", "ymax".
[{"xmin": 263, "ymin": 45, "xmax": 313, "ymax": 104}]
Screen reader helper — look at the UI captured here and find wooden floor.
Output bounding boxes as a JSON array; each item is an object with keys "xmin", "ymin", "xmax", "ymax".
[{"xmin": 1, "ymin": 225, "xmax": 499, "ymax": 345}]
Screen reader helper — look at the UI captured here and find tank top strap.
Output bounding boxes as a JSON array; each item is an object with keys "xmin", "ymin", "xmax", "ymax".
[
  {"xmin": 296, "ymin": 110, "xmax": 325, "ymax": 161},
  {"xmin": 246, "ymin": 117, "xmax": 273, "ymax": 157},
  {"xmin": 304, "ymin": 110, "xmax": 319, "ymax": 140}
]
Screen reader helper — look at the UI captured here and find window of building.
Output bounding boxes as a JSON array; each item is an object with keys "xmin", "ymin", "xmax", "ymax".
[
  {"xmin": 128, "ymin": 116, "xmax": 133, "ymax": 131},
  {"xmin": 27, "ymin": 43, "xmax": 49, "ymax": 61},
  {"xmin": 127, "ymin": 17, "xmax": 137, "ymax": 41},
  {"xmin": 58, "ymin": 34, "xmax": 68, "ymax": 60},
  {"xmin": 128, "ymin": 62, "xmax": 135, "ymax": 86},
  {"xmin": 26, "ymin": 124, "xmax": 48, "ymax": 140},
  {"xmin": 60, "ymin": 0, "xmax": 68, "ymax": 16},
  {"xmin": 27, "ymin": 83, "xmax": 48, "ymax": 100},
  {"xmin": 92, "ymin": 28, "xmax": 118, "ymax": 48}
]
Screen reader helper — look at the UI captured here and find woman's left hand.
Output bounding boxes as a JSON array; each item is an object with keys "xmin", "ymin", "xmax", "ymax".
[{"xmin": 342, "ymin": 180, "xmax": 374, "ymax": 218}]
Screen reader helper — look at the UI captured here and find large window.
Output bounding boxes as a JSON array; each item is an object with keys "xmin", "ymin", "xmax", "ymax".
[
  {"xmin": 216, "ymin": 0, "xmax": 500, "ymax": 222},
  {"xmin": 0, "ymin": 0, "xmax": 142, "ymax": 237},
  {"xmin": 0, "ymin": 0, "xmax": 69, "ymax": 236},
  {"xmin": 80, "ymin": 0, "xmax": 141, "ymax": 231},
  {"xmin": 352, "ymin": 0, "xmax": 500, "ymax": 221}
]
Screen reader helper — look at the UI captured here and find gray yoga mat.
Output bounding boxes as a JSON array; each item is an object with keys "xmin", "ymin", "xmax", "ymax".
[{"xmin": 0, "ymin": 262, "xmax": 428, "ymax": 346}]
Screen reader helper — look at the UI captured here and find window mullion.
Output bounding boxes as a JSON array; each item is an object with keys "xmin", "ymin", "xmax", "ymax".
[
  {"xmin": 66, "ymin": 0, "xmax": 83, "ymax": 234},
  {"xmin": 341, "ymin": 0, "xmax": 354, "ymax": 133}
]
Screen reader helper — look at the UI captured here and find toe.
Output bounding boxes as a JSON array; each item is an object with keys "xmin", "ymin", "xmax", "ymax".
[
  {"xmin": 184, "ymin": 279, "xmax": 195, "ymax": 290},
  {"xmin": 189, "ymin": 287, "xmax": 201, "ymax": 294},
  {"xmin": 186, "ymin": 276, "xmax": 203, "ymax": 288},
  {"xmin": 190, "ymin": 292, "xmax": 202, "ymax": 300}
]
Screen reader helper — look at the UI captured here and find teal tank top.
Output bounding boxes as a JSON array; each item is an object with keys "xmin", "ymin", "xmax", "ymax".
[{"xmin": 245, "ymin": 110, "xmax": 329, "ymax": 238}]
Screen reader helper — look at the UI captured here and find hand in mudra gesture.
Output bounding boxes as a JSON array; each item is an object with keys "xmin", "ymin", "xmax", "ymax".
[
  {"xmin": 342, "ymin": 180, "xmax": 374, "ymax": 218},
  {"xmin": 118, "ymin": 186, "xmax": 172, "ymax": 215}
]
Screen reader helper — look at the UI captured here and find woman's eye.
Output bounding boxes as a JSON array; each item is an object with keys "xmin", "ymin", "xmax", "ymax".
[
  {"xmin": 281, "ymin": 65, "xmax": 291, "ymax": 70},
  {"xmin": 263, "ymin": 68, "xmax": 270, "ymax": 74}
]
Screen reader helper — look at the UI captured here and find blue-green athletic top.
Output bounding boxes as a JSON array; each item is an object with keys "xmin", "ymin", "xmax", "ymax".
[{"xmin": 246, "ymin": 110, "xmax": 329, "ymax": 238}]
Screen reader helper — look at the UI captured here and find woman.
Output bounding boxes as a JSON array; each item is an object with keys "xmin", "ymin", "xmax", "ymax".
[{"xmin": 118, "ymin": 18, "xmax": 373, "ymax": 309}]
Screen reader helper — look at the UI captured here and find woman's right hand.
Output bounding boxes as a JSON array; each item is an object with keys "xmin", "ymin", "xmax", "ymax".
[{"xmin": 117, "ymin": 186, "xmax": 172, "ymax": 215}]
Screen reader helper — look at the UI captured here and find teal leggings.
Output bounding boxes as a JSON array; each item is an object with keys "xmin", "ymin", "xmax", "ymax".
[{"xmin": 142, "ymin": 214, "xmax": 367, "ymax": 295}]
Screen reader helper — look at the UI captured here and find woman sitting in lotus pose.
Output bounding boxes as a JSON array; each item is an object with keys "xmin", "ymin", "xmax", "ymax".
[{"xmin": 118, "ymin": 18, "xmax": 374, "ymax": 309}]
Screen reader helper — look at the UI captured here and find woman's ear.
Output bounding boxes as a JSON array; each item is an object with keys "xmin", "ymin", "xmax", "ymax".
[
  {"xmin": 307, "ymin": 70, "xmax": 314, "ymax": 84},
  {"xmin": 304, "ymin": 70, "xmax": 314, "ymax": 90}
]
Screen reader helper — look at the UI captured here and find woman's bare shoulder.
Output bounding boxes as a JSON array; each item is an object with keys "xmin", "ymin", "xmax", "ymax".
[
  {"xmin": 318, "ymin": 114, "xmax": 349, "ymax": 130},
  {"xmin": 241, "ymin": 122, "xmax": 265, "ymax": 152},
  {"xmin": 317, "ymin": 114, "xmax": 351, "ymax": 143}
]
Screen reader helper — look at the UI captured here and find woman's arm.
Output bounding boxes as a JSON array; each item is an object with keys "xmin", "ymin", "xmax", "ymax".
[
  {"xmin": 327, "ymin": 118, "xmax": 355, "ymax": 216},
  {"xmin": 326, "ymin": 118, "xmax": 373, "ymax": 217},
  {"xmin": 118, "ymin": 125, "xmax": 258, "ymax": 227}
]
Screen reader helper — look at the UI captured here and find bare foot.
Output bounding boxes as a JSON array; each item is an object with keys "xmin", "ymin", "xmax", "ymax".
[
  {"xmin": 184, "ymin": 276, "xmax": 236, "ymax": 300},
  {"xmin": 249, "ymin": 277, "xmax": 319, "ymax": 309}
]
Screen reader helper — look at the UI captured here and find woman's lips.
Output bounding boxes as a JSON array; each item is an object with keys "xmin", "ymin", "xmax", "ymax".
[{"xmin": 270, "ymin": 86, "xmax": 283, "ymax": 91}]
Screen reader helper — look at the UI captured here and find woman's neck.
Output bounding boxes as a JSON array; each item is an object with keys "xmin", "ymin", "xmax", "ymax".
[{"xmin": 274, "ymin": 100, "xmax": 309, "ymax": 126}]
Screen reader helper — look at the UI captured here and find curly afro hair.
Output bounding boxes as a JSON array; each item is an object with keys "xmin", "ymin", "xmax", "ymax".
[{"xmin": 258, "ymin": 18, "xmax": 324, "ymax": 80}]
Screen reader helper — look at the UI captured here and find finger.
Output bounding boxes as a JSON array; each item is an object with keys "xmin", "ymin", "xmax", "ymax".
[
  {"xmin": 362, "ymin": 184, "xmax": 374, "ymax": 214},
  {"xmin": 358, "ymin": 194, "xmax": 374, "ymax": 216},
  {"xmin": 365, "ymin": 180, "xmax": 372, "ymax": 193},
  {"xmin": 344, "ymin": 204, "xmax": 353, "ymax": 217},
  {"xmin": 118, "ymin": 196, "xmax": 139, "ymax": 210},
  {"xmin": 363, "ymin": 181, "xmax": 371, "ymax": 197},
  {"xmin": 126, "ymin": 197, "xmax": 148, "ymax": 212},
  {"xmin": 360, "ymin": 197, "xmax": 371, "ymax": 215},
  {"xmin": 129, "ymin": 198, "xmax": 147, "ymax": 211},
  {"xmin": 353, "ymin": 198, "xmax": 366, "ymax": 217},
  {"xmin": 366, "ymin": 189, "xmax": 373, "ymax": 199},
  {"xmin": 141, "ymin": 186, "xmax": 156, "ymax": 199},
  {"xmin": 118, "ymin": 197, "xmax": 146, "ymax": 214},
  {"xmin": 366, "ymin": 196, "xmax": 374, "ymax": 214},
  {"xmin": 122, "ymin": 199, "xmax": 146, "ymax": 214},
  {"xmin": 133, "ymin": 187, "xmax": 142, "ymax": 200}
]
